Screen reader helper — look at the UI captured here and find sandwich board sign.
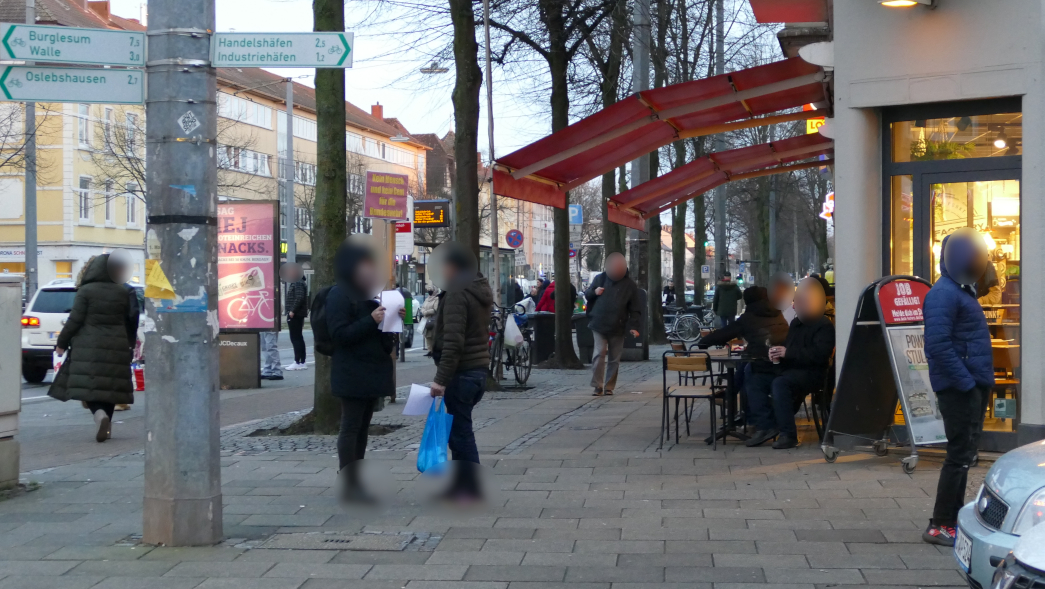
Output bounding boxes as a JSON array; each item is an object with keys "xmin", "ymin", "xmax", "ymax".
[{"xmin": 823, "ymin": 275, "xmax": 945, "ymax": 472}]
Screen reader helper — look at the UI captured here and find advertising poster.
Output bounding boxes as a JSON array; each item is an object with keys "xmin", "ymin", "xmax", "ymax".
[
  {"xmin": 217, "ymin": 201, "xmax": 278, "ymax": 331},
  {"xmin": 878, "ymin": 279, "xmax": 930, "ymax": 324},
  {"xmin": 886, "ymin": 326, "xmax": 947, "ymax": 445},
  {"xmin": 363, "ymin": 171, "xmax": 409, "ymax": 220}
]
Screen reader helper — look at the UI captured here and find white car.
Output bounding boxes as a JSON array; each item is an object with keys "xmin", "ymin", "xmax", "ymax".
[
  {"xmin": 21, "ymin": 279, "xmax": 145, "ymax": 383},
  {"xmin": 20, "ymin": 279, "xmax": 77, "ymax": 383}
]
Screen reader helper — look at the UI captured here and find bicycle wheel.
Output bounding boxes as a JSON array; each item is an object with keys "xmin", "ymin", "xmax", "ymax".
[
  {"xmin": 513, "ymin": 339, "xmax": 532, "ymax": 385},
  {"xmin": 226, "ymin": 297, "xmax": 250, "ymax": 323},
  {"xmin": 489, "ymin": 332, "xmax": 503, "ymax": 375},
  {"xmin": 675, "ymin": 315, "xmax": 702, "ymax": 342}
]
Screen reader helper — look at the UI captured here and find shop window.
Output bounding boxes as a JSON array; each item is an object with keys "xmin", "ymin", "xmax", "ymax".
[
  {"xmin": 892, "ymin": 113, "xmax": 1022, "ymax": 162},
  {"xmin": 889, "ymin": 175, "xmax": 913, "ymax": 276}
]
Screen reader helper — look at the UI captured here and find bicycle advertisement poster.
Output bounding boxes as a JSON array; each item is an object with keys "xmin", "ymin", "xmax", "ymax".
[{"xmin": 217, "ymin": 201, "xmax": 279, "ymax": 332}]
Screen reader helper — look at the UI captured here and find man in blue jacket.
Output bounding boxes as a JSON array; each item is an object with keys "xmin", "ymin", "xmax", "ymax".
[{"xmin": 922, "ymin": 228, "xmax": 994, "ymax": 546}]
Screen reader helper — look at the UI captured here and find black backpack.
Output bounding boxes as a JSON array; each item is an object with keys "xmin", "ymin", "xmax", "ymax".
[{"xmin": 310, "ymin": 285, "xmax": 335, "ymax": 356}]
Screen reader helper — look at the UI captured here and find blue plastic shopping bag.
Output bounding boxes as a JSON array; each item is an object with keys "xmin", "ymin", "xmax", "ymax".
[{"xmin": 417, "ymin": 398, "xmax": 453, "ymax": 474}]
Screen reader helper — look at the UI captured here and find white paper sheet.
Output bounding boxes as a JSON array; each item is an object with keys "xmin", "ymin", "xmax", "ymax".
[
  {"xmin": 402, "ymin": 384, "xmax": 435, "ymax": 416},
  {"xmin": 379, "ymin": 290, "xmax": 404, "ymax": 333}
]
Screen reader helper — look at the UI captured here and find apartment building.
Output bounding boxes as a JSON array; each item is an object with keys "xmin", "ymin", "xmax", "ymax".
[{"xmin": 0, "ymin": 0, "xmax": 428, "ymax": 290}]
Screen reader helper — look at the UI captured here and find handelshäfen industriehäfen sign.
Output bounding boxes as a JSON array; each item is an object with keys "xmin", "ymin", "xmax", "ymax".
[
  {"xmin": 0, "ymin": 23, "xmax": 145, "ymax": 67},
  {"xmin": 211, "ymin": 32, "xmax": 353, "ymax": 68},
  {"xmin": 0, "ymin": 65, "xmax": 144, "ymax": 104}
]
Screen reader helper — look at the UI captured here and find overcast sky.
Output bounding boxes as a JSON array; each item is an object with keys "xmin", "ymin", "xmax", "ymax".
[{"xmin": 109, "ymin": 0, "xmax": 537, "ymax": 154}]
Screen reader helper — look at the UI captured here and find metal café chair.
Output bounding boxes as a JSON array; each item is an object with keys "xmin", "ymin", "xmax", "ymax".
[{"xmin": 660, "ymin": 350, "xmax": 720, "ymax": 450}]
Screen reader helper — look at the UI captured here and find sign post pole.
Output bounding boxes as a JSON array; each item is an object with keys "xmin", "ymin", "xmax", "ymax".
[
  {"xmin": 22, "ymin": 0, "xmax": 37, "ymax": 303},
  {"xmin": 142, "ymin": 0, "xmax": 222, "ymax": 546}
]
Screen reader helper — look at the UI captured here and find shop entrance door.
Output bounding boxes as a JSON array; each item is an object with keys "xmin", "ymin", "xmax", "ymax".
[{"xmin": 918, "ymin": 172, "xmax": 1022, "ymax": 439}]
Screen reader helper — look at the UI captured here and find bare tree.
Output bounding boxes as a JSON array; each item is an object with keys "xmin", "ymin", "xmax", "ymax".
[{"xmin": 0, "ymin": 103, "xmax": 56, "ymax": 180}]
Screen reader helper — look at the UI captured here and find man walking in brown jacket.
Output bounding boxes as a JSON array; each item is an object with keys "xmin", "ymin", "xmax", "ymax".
[{"xmin": 430, "ymin": 248, "xmax": 493, "ymax": 501}]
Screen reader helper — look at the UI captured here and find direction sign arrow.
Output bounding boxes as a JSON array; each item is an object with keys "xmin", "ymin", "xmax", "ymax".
[
  {"xmin": 212, "ymin": 32, "xmax": 354, "ymax": 68},
  {"xmin": 0, "ymin": 24, "xmax": 145, "ymax": 67},
  {"xmin": 0, "ymin": 65, "xmax": 144, "ymax": 104}
]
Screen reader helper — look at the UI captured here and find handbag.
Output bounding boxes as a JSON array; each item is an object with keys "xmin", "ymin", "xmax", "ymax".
[{"xmin": 417, "ymin": 398, "xmax": 453, "ymax": 474}]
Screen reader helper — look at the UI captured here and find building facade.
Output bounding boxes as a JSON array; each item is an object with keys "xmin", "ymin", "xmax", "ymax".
[{"xmin": 831, "ymin": 0, "xmax": 1044, "ymax": 448}]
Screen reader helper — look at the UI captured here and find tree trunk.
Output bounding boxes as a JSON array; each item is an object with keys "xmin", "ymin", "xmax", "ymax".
[
  {"xmin": 693, "ymin": 194, "xmax": 706, "ymax": 296},
  {"xmin": 600, "ymin": 0, "xmax": 628, "ymax": 257},
  {"xmin": 671, "ymin": 139, "xmax": 688, "ymax": 296},
  {"xmin": 311, "ymin": 0, "xmax": 348, "ymax": 434},
  {"xmin": 449, "ymin": 0, "xmax": 482, "ymax": 259},
  {"xmin": 602, "ymin": 172, "xmax": 623, "ymax": 255}
]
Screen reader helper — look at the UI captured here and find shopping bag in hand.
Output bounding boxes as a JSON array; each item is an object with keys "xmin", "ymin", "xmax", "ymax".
[
  {"xmin": 53, "ymin": 350, "xmax": 67, "ymax": 374},
  {"xmin": 417, "ymin": 398, "xmax": 453, "ymax": 474}
]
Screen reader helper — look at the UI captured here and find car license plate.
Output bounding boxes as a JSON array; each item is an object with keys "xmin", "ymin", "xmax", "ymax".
[
  {"xmin": 48, "ymin": 332, "xmax": 57, "ymax": 340},
  {"xmin": 954, "ymin": 526, "xmax": 973, "ymax": 572}
]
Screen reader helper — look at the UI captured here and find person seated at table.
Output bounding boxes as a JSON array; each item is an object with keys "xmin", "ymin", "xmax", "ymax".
[{"xmin": 743, "ymin": 277, "xmax": 835, "ymax": 449}]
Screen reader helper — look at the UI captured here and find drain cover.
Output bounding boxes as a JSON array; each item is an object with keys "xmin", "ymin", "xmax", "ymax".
[{"xmin": 259, "ymin": 532, "xmax": 413, "ymax": 551}]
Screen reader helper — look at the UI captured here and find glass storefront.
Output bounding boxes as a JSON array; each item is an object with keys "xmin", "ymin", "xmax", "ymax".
[{"xmin": 884, "ymin": 99, "xmax": 1022, "ymax": 445}]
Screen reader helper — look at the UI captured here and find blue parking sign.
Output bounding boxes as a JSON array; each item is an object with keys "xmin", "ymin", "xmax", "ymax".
[{"xmin": 568, "ymin": 204, "xmax": 583, "ymax": 225}]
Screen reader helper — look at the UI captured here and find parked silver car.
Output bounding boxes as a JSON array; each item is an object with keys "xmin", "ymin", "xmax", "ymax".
[
  {"xmin": 989, "ymin": 522, "xmax": 1045, "ymax": 589},
  {"xmin": 955, "ymin": 440, "xmax": 1045, "ymax": 589}
]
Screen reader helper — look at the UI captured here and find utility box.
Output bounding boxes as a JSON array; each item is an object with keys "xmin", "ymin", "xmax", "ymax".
[{"xmin": 0, "ymin": 276, "xmax": 23, "ymax": 489}]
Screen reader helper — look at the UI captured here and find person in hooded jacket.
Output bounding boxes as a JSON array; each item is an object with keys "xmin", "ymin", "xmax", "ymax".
[
  {"xmin": 712, "ymin": 273, "xmax": 742, "ymax": 326},
  {"xmin": 744, "ymin": 277, "xmax": 835, "ymax": 449},
  {"xmin": 698, "ymin": 286, "xmax": 788, "ymax": 366},
  {"xmin": 49, "ymin": 254, "xmax": 138, "ymax": 443},
  {"xmin": 430, "ymin": 246, "xmax": 494, "ymax": 501},
  {"xmin": 326, "ymin": 240, "xmax": 403, "ymax": 501},
  {"xmin": 585, "ymin": 252, "xmax": 641, "ymax": 396},
  {"xmin": 922, "ymin": 229, "xmax": 994, "ymax": 547}
]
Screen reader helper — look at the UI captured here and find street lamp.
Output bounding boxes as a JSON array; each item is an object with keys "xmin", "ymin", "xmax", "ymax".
[
  {"xmin": 420, "ymin": 61, "xmax": 449, "ymax": 74},
  {"xmin": 390, "ymin": 134, "xmax": 411, "ymax": 142}
]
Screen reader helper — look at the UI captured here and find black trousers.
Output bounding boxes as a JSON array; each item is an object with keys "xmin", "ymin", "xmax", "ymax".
[
  {"xmin": 338, "ymin": 397, "xmax": 376, "ymax": 471},
  {"xmin": 443, "ymin": 368, "xmax": 486, "ymax": 495},
  {"xmin": 288, "ymin": 315, "xmax": 307, "ymax": 364},
  {"xmin": 86, "ymin": 401, "xmax": 115, "ymax": 419},
  {"xmin": 932, "ymin": 386, "xmax": 989, "ymax": 527}
]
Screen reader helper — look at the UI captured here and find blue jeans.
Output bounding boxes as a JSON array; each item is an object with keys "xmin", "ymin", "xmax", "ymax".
[
  {"xmin": 442, "ymin": 368, "xmax": 486, "ymax": 465},
  {"xmin": 745, "ymin": 369, "xmax": 822, "ymax": 437}
]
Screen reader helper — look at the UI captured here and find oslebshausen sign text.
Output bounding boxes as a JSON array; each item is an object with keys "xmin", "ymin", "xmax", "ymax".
[
  {"xmin": 0, "ymin": 65, "xmax": 144, "ymax": 104},
  {"xmin": 211, "ymin": 32, "xmax": 353, "ymax": 68},
  {"xmin": 0, "ymin": 23, "xmax": 145, "ymax": 67}
]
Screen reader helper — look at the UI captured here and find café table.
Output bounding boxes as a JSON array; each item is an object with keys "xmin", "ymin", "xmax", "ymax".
[{"xmin": 704, "ymin": 351, "xmax": 752, "ymax": 444}]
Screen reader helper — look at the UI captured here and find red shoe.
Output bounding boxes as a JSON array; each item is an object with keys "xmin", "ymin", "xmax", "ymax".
[{"xmin": 922, "ymin": 523, "xmax": 956, "ymax": 546}]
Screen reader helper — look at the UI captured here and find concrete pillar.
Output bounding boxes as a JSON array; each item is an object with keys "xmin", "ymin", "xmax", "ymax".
[{"xmin": 832, "ymin": 106, "xmax": 881, "ymax": 367}]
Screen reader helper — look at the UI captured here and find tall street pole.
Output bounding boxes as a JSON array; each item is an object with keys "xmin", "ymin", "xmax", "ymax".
[
  {"xmin": 483, "ymin": 0, "xmax": 500, "ymax": 305},
  {"xmin": 24, "ymin": 0, "xmax": 37, "ymax": 298},
  {"xmin": 768, "ymin": 123, "xmax": 776, "ymax": 276},
  {"xmin": 143, "ymin": 0, "xmax": 222, "ymax": 546},
  {"xmin": 629, "ymin": 0, "xmax": 651, "ymax": 273},
  {"xmin": 285, "ymin": 79, "xmax": 296, "ymax": 265},
  {"xmin": 713, "ymin": 0, "xmax": 726, "ymax": 279}
]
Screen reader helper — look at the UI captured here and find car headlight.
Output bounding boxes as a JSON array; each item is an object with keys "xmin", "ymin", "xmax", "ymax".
[{"xmin": 1011, "ymin": 487, "xmax": 1045, "ymax": 536}]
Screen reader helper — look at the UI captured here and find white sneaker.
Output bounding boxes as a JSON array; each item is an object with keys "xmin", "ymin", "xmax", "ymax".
[
  {"xmin": 283, "ymin": 364, "xmax": 298, "ymax": 371},
  {"xmin": 297, "ymin": 362, "xmax": 309, "ymax": 370}
]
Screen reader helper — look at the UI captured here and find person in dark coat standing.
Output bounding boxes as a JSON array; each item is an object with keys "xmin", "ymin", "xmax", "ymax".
[
  {"xmin": 284, "ymin": 266, "xmax": 309, "ymax": 370},
  {"xmin": 744, "ymin": 277, "xmax": 835, "ymax": 449},
  {"xmin": 712, "ymin": 273, "xmax": 742, "ymax": 326},
  {"xmin": 326, "ymin": 240, "xmax": 403, "ymax": 501},
  {"xmin": 430, "ymin": 246, "xmax": 493, "ymax": 501},
  {"xmin": 49, "ymin": 254, "xmax": 138, "ymax": 443},
  {"xmin": 584, "ymin": 252, "xmax": 641, "ymax": 396},
  {"xmin": 922, "ymin": 229, "xmax": 994, "ymax": 547}
]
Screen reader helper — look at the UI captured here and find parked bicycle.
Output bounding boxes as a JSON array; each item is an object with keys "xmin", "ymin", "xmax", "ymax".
[
  {"xmin": 488, "ymin": 305, "xmax": 533, "ymax": 385},
  {"xmin": 664, "ymin": 304, "xmax": 715, "ymax": 342}
]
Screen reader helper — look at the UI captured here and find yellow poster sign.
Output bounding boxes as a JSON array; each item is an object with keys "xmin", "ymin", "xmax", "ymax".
[
  {"xmin": 144, "ymin": 259, "xmax": 176, "ymax": 300},
  {"xmin": 807, "ymin": 117, "xmax": 825, "ymax": 134}
]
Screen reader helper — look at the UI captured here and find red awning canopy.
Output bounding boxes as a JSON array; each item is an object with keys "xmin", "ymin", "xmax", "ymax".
[
  {"xmin": 606, "ymin": 134, "xmax": 833, "ymax": 231},
  {"xmin": 493, "ymin": 57, "xmax": 828, "ymax": 209},
  {"xmin": 748, "ymin": 0, "xmax": 830, "ymax": 23}
]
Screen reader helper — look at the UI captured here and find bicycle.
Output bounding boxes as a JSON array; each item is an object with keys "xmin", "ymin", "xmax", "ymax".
[
  {"xmin": 488, "ymin": 305, "xmax": 533, "ymax": 385},
  {"xmin": 226, "ymin": 289, "xmax": 275, "ymax": 324},
  {"xmin": 665, "ymin": 305, "xmax": 715, "ymax": 342}
]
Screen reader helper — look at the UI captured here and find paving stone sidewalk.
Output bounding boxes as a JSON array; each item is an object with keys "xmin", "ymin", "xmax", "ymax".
[{"xmin": 0, "ymin": 354, "xmax": 980, "ymax": 589}]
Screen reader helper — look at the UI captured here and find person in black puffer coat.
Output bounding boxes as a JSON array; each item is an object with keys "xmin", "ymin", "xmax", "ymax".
[
  {"xmin": 49, "ymin": 254, "xmax": 138, "ymax": 443},
  {"xmin": 326, "ymin": 240, "xmax": 402, "ymax": 501},
  {"xmin": 284, "ymin": 266, "xmax": 309, "ymax": 370},
  {"xmin": 699, "ymin": 286, "xmax": 789, "ymax": 370},
  {"xmin": 584, "ymin": 252, "xmax": 641, "ymax": 396}
]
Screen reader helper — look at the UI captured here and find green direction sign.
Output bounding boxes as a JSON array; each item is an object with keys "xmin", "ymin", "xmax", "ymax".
[
  {"xmin": 212, "ymin": 32, "xmax": 353, "ymax": 68},
  {"xmin": 0, "ymin": 65, "xmax": 144, "ymax": 104},
  {"xmin": 0, "ymin": 23, "xmax": 144, "ymax": 67}
]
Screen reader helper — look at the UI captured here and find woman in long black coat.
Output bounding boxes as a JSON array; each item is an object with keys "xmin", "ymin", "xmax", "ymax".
[
  {"xmin": 48, "ymin": 255, "xmax": 138, "ymax": 442},
  {"xmin": 326, "ymin": 241, "xmax": 403, "ymax": 501}
]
